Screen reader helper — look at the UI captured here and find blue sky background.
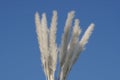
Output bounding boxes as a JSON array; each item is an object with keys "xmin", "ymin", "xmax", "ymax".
[{"xmin": 0, "ymin": 0, "xmax": 120, "ymax": 80}]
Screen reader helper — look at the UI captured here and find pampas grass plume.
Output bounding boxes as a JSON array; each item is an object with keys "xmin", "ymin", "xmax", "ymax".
[{"xmin": 35, "ymin": 10, "xmax": 94, "ymax": 80}]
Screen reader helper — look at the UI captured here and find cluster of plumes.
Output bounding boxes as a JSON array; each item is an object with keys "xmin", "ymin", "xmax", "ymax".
[{"xmin": 35, "ymin": 10, "xmax": 94, "ymax": 80}]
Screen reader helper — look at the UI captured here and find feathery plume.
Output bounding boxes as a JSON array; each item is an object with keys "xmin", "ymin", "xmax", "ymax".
[
  {"xmin": 59, "ymin": 19, "xmax": 81, "ymax": 80},
  {"xmin": 35, "ymin": 10, "xmax": 94, "ymax": 80},
  {"xmin": 35, "ymin": 12, "xmax": 47, "ymax": 76},
  {"xmin": 41, "ymin": 13, "xmax": 49, "ymax": 59},
  {"xmin": 60, "ymin": 11, "xmax": 75, "ymax": 68},
  {"xmin": 35, "ymin": 12, "xmax": 50, "ymax": 79},
  {"xmin": 71, "ymin": 23, "xmax": 95, "ymax": 66},
  {"xmin": 48, "ymin": 11, "xmax": 58, "ymax": 80},
  {"xmin": 49, "ymin": 11, "xmax": 57, "ymax": 70},
  {"xmin": 80, "ymin": 23, "xmax": 95, "ymax": 49},
  {"xmin": 41, "ymin": 13, "xmax": 49, "ymax": 79},
  {"xmin": 64, "ymin": 19, "xmax": 81, "ymax": 76},
  {"xmin": 35, "ymin": 11, "xmax": 58, "ymax": 80}
]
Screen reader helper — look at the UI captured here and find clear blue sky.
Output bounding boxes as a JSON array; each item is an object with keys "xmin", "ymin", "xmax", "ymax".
[{"xmin": 0, "ymin": 0, "xmax": 120, "ymax": 80}]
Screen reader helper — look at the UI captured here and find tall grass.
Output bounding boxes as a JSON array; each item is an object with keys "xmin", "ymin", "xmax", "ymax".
[{"xmin": 35, "ymin": 10, "xmax": 94, "ymax": 80}]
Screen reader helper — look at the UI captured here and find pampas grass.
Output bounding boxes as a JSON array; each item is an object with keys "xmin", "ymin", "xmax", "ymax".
[
  {"xmin": 35, "ymin": 10, "xmax": 94, "ymax": 80},
  {"xmin": 35, "ymin": 11, "xmax": 58, "ymax": 80},
  {"xmin": 60, "ymin": 11, "xmax": 75, "ymax": 68}
]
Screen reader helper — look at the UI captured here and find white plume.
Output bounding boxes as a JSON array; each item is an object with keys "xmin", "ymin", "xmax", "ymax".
[
  {"xmin": 59, "ymin": 19, "xmax": 81, "ymax": 80},
  {"xmin": 48, "ymin": 11, "xmax": 58, "ymax": 80},
  {"xmin": 64, "ymin": 19, "xmax": 81, "ymax": 76},
  {"xmin": 35, "ymin": 12, "xmax": 48, "ymax": 77},
  {"xmin": 80, "ymin": 23, "xmax": 95, "ymax": 49},
  {"xmin": 35, "ymin": 10, "xmax": 94, "ymax": 80},
  {"xmin": 71, "ymin": 23, "xmax": 95, "ymax": 66},
  {"xmin": 35, "ymin": 11, "xmax": 58, "ymax": 80},
  {"xmin": 60, "ymin": 11, "xmax": 75, "ymax": 68},
  {"xmin": 41, "ymin": 13, "xmax": 49, "ymax": 80}
]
